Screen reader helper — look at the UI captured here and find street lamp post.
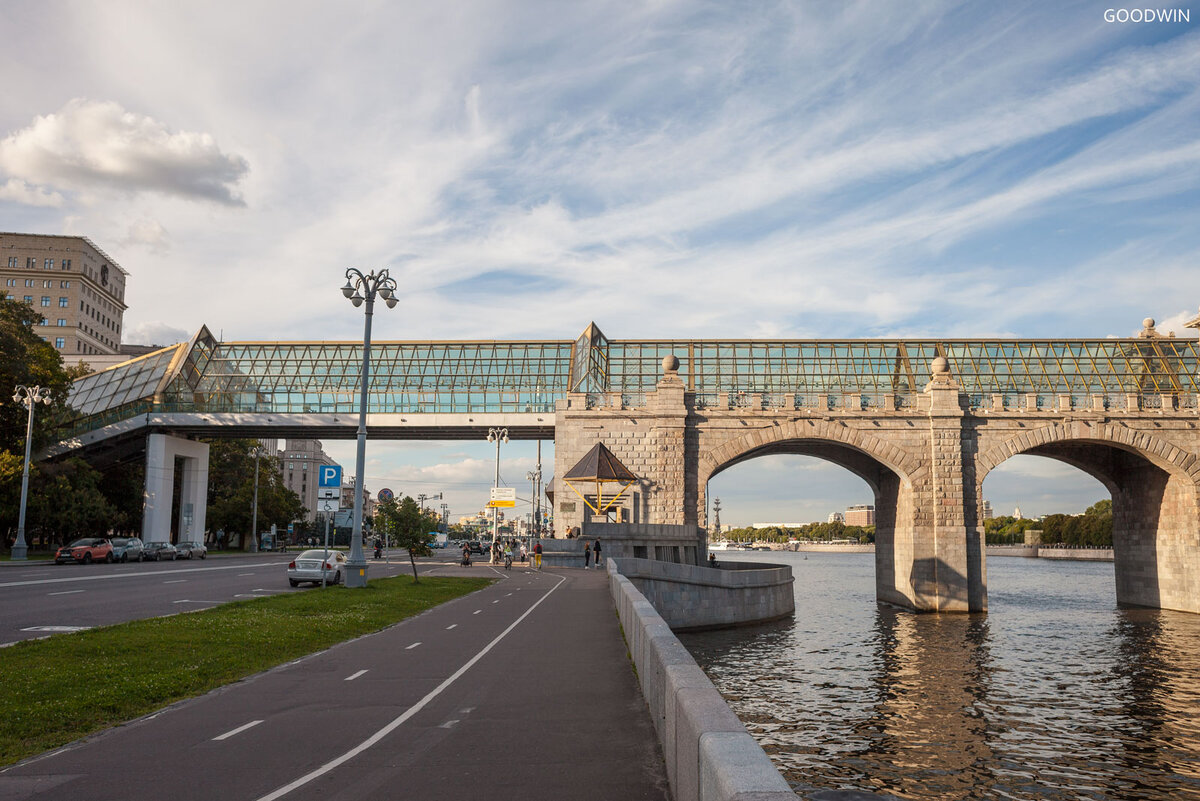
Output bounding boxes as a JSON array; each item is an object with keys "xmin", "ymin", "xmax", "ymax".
[
  {"xmin": 486, "ymin": 427, "xmax": 508, "ymax": 546},
  {"xmin": 526, "ymin": 439, "xmax": 542, "ymax": 552},
  {"xmin": 250, "ymin": 444, "xmax": 266, "ymax": 553},
  {"xmin": 342, "ymin": 267, "xmax": 399, "ymax": 588},
  {"xmin": 11, "ymin": 385, "xmax": 52, "ymax": 560}
]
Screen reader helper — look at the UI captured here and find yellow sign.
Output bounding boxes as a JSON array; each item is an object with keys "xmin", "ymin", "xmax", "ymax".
[{"xmin": 487, "ymin": 499, "xmax": 516, "ymax": 508}]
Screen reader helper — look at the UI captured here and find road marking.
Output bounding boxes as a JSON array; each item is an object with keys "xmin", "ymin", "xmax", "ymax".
[
  {"xmin": 0, "ymin": 561, "xmax": 292, "ymax": 589},
  {"xmin": 238, "ymin": 572, "xmax": 256, "ymax": 576},
  {"xmin": 406, "ymin": 642, "xmax": 422, "ymax": 650},
  {"xmin": 213, "ymin": 720, "xmax": 264, "ymax": 741},
  {"xmin": 446, "ymin": 624, "xmax": 457, "ymax": 630},
  {"xmin": 345, "ymin": 670, "xmax": 368, "ymax": 682},
  {"xmin": 164, "ymin": 579, "xmax": 187, "ymax": 584},
  {"xmin": 505, "ymin": 592, "xmax": 512, "ymax": 596},
  {"xmin": 491, "ymin": 599, "xmax": 499, "ymax": 604},
  {"xmin": 439, "ymin": 719, "xmax": 459, "ymax": 729},
  {"xmin": 47, "ymin": 589, "xmax": 84, "ymax": 596},
  {"xmin": 473, "ymin": 609, "xmax": 482, "ymax": 615},
  {"xmin": 20, "ymin": 625, "xmax": 89, "ymax": 633},
  {"xmin": 255, "ymin": 573, "xmax": 566, "ymax": 801}
]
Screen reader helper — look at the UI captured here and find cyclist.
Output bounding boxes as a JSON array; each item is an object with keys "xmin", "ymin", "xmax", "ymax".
[{"xmin": 503, "ymin": 543, "xmax": 513, "ymax": 570}]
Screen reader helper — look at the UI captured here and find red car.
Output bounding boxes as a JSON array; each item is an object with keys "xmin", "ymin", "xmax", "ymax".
[{"xmin": 54, "ymin": 538, "xmax": 115, "ymax": 564}]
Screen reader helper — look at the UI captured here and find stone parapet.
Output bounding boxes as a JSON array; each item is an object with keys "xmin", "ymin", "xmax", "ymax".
[
  {"xmin": 608, "ymin": 561, "xmax": 800, "ymax": 801},
  {"xmin": 610, "ymin": 556, "xmax": 795, "ymax": 631}
]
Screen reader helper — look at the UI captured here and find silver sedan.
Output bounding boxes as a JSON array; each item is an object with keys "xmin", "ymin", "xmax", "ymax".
[{"xmin": 287, "ymin": 549, "xmax": 347, "ymax": 587}]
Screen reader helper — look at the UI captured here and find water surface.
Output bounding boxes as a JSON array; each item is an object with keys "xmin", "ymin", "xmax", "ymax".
[{"xmin": 680, "ymin": 551, "xmax": 1200, "ymax": 800}]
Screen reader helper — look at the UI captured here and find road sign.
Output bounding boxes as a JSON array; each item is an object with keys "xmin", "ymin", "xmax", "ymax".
[
  {"xmin": 318, "ymin": 465, "xmax": 342, "ymax": 488},
  {"xmin": 489, "ymin": 487, "xmax": 516, "ymax": 508},
  {"xmin": 317, "ymin": 487, "xmax": 340, "ymax": 500},
  {"xmin": 318, "ymin": 499, "xmax": 339, "ymax": 512},
  {"xmin": 378, "ymin": 488, "xmax": 394, "ymax": 502}
]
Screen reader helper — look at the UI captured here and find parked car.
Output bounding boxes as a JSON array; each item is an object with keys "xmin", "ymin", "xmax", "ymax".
[
  {"xmin": 174, "ymin": 541, "xmax": 207, "ymax": 559},
  {"xmin": 110, "ymin": 537, "xmax": 145, "ymax": 562},
  {"xmin": 287, "ymin": 549, "xmax": 347, "ymax": 587},
  {"xmin": 468, "ymin": 541, "xmax": 484, "ymax": 555},
  {"xmin": 143, "ymin": 541, "xmax": 178, "ymax": 561},
  {"xmin": 54, "ymin": 538, "xmax": 114, "ymax": 564}
]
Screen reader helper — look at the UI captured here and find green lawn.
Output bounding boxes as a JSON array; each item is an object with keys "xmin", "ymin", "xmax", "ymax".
[{"xmin": 0, "ymin": 575, "xmax": 489, "ymax": 766}]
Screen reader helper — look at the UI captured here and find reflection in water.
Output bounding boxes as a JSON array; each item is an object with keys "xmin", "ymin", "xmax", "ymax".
[{"xmin": 680, "ymin": 553, "xmax": 1200, "ymax": 800}]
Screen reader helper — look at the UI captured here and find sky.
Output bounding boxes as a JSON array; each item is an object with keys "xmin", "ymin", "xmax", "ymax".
[{"xmin": 2, "ymin": 1, "xmax": 1198, "ymax": 526}]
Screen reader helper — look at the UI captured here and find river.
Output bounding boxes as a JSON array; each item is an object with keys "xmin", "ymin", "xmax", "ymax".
[{"xmin": 679, "ymin": 551, "xmax": 1200, "ymax": 800}]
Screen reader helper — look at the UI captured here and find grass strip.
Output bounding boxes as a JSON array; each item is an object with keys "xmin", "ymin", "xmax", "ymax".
[{"xmin": 0, "ymin": 575, "xmax": 489, "ymax": 766}]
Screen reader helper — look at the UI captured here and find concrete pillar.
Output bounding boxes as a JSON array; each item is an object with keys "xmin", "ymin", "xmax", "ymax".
[
  {"xmin": 649, "ymin": 364, "xmax": 692, "ymax": 525},
  {"xmin": 142, "ymin": 433, "xmax": 209, "ymax": 544}
]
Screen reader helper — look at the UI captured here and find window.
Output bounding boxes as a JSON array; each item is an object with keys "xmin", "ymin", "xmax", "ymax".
[
  {"xmin": 6, "ymin": 257, "xmax": 14, "ymax": 267},
  {"xmin": 61, "ymin": 259, "xmax": 71, "ymax": 270},
  {"xmin": 57, "ymin": 319, "xmax": 66, "ymax": 326},
  {"xmin": 25, "ymin": 279, "xmax": 34, "ymax": 287},
  {"xmin": 25, "ymin": 257, "xmax": 35, "ymax": 268},
  {"xmin": 59, "ymin": 297, "xmax": 68, "ymax": 307},
  {"xmin": 23, "ymin": 296, "xmax": 32, "ymax": 303},
  {"xmin": 43, "ymin": 279, "xmax": 52, "ymax": 288},
  {"xmin": 60, "ymin": 280, "xmax": 70, "ymax": 288},
  {"xmin": 4, "ymin": 279, "xmax": 13, "ymax": 287},
  {"xmin": 40, "ymin": 296, "xmax": 50, "ymax": 306},
  {"xmin": 55, "ymin": 337, "xmax": 65, "ymax": 349},
  {"xmin": 40, "ymin": 317, "xmax": 48, "ymax": 325},
  {"xmin": 44, "ymin": 259, "xmax": 53, "ymax": 269}
]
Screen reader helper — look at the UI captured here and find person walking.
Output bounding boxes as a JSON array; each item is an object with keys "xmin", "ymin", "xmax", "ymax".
[
  {"xmin": 534, "ymin": 540, "xmax": 543, "ymax": 570},
  {"xmin": 583, "ymin": 540, "xmax": 592, "ymax": 569},
  {"xmin": 593, "ymin": 538, "xmax": 602, "ymax": 570}
]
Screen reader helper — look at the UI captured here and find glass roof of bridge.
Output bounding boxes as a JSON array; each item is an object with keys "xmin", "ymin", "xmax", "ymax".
[{"xmin": 64, "ymin": 323, "xmax": 1200, "ymax": 436}]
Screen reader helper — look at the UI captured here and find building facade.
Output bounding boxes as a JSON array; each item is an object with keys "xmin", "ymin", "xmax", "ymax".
[
  {"xmin": 0, "ymin": 233, "xmax": 128, "ymax": 357},
  {"xmin": 845, "ymin": 504, "xmax": 876, "ymax": 527},
  {"xmin": 277, "ymin": 439, "xmax": 340, "ymax": 522}
]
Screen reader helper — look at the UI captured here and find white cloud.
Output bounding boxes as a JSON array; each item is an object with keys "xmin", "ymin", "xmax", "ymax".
[
  {"xmin": 124, "ymin": 321, "xmax": 189, "ymax": 347},
  {"xmin": 118, "ymin": 217, "xmax": 171, "ymax": 254},
  {"xmin": 0, "ymin": 99, "xmax": 249, "ymax": 205},
  {"xmin": 0, "ymin": 178, "xmax": 62, "ymax": 207}
]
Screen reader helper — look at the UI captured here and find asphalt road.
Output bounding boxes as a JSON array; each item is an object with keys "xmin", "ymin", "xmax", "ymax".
[
  {"xmin": 0, "ymin": 552, "xmax": 459, "ymax": 646},
  {"xmin": 0, "ymin": 565, "xmax": 670, "ymax": 801}
]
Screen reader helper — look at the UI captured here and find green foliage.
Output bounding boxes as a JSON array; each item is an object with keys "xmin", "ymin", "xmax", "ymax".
[
  {"xmin": 375, "ymin": 495, "xmax": 441, "ymax": 581},
  {"xmin": 718, "ymin": 522, "xmax": 875, "ymax": 544},
  {"xmin": 204, "ymin": 439, "xmax": 305, "ymax": 549},
  {"xmin": 985, "ymin": 501, "xmax": 1112, "ymax": 547},
  {"xmin": 0, "ymin": 575, "xmax": 489, "ymax": 766},
  {"xmin": 27, "ymin": 458, "xmax": 116, "ymax": 545}
]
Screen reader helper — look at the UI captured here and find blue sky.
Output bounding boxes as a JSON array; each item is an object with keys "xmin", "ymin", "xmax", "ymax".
[{"xmin": 2, "ymin": 1, "xmax": 1198, "ymax": 525}]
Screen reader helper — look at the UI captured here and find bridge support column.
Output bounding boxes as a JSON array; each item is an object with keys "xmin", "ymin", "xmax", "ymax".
[
  {"xmin": 877, "ymin": 360, "xmax": 986, "ymax": 613},
  {"xmin": 142, "ymin": 433, "xmax": 209, "ymax": 545}
]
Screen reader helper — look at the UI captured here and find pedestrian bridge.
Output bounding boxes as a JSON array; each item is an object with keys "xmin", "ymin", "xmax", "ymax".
[{"xmin": 54, "ymin": 318, "xmax": 1200, "ymax": 615}]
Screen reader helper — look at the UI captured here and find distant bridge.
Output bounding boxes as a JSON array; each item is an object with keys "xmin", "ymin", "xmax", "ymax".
[{"xmin": 54, "ymin": 317, "xmax": 1200, "ymax": 615}]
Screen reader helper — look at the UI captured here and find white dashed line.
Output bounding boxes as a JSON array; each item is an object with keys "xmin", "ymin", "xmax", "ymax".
[
  {"xmin": 213, "ymin": 720, "xmax": 263, "ymax": 741},
  {"xmin": 439, "ymin": 719, "xmax": 460, "ymax": 729},
  {"xmin": 406, "ymin": 642, "xmax": 422, "ymax": 650},
  {"xmin": 238, "ymin": 573, "xmax": 256, "ymax": 576},
  {"xmin": 473, "ymin": 610, "xmax": 482, "ymax": 615},
  {"xmin": 491, "ymin": 599, "xmax": 499, "ymax": 604},
  {"xmin": 47, "ymin": 589, "xmax": 84, "ymax": 596},
  {"xmin": 164, "ymin": 579, "xmax": 187, "ymax": 584},
  {"xmin": 446, "ymin": 624, "xmax": 457, "ymax": 630},
  {"xmin": 345, "ymin": 670, "xmax": 368, "ymax": 681}
]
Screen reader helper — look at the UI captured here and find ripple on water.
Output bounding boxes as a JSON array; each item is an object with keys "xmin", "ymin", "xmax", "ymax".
[{"xmin": 680, "ymin": 551, "xmax": 1200, "ymax": 801}]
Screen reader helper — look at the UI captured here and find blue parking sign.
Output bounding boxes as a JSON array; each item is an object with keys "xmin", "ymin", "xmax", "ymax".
[{"xmin": 319, "ymin": 465, "xmax": 342, "ymax": 488}]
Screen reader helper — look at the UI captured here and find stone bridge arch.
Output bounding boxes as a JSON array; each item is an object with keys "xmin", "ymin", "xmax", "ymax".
[
  {"xmin": 977, "ymin": 422, "xmax": 1200, "ymax": 613},
  {"xmin": 695, "ymin": 418, "xmax": 961, "ymax": 612}
]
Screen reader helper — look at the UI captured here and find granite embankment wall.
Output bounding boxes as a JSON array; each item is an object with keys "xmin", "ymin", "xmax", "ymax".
[
  {"xmin": 608, "ymin": 560, "xmax": 799, "ymax": 801},
  {"xmin": 611, "ymin": 557, "xmax": 795, "ymax": 631}
]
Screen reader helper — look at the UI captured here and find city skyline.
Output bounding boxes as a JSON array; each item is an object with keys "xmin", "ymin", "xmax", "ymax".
[{"xmin": 2, "ymin": 2, "xmax": 1196, "ymax": 524}]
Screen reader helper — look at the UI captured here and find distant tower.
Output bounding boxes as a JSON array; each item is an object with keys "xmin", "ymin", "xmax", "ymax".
[
  {"xmin": 1014, "ymin": 504, "xmax": 1023, "ymax": 520},
  {"xmin": 712, "ymin": 497, "xmax": 722, "ymax": 534}
]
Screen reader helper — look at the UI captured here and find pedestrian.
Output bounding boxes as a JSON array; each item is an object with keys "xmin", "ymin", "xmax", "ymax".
[
  {"xmin": 593, "ymin": 538, "xmax": 602, "ymax": 569},
  {"xmin": 534, "ymin": 540, "xmax": 543, "ymax": 570},
  {"xmin": 708, "ymin": 552, "xmax": 718, "ymax": 568},
  {"xmin": 583, "ymin": 539, "xmax": 591, "ymax": 569}
]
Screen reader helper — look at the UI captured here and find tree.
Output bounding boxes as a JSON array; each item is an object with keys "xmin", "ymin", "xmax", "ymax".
[
  {"xmin": 204, "ymin": 439, "xmax": 304, "ymax": 548},
  {"xmin": 376, "ymin": 495, "xmax": 440, "ymax": 582}
]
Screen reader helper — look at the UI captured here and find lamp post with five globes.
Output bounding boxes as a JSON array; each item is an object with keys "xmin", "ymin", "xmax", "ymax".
[
  {"xmin": 12, "ymin": 385, "xmax": 52, "ymax": 560},
  {"xmin": 487, "ymin": 427, "xmax": 508, "ymax": 546},
  {"xmin": 341, "ymin": 268, "xmax": 398, "ymax": 587}
]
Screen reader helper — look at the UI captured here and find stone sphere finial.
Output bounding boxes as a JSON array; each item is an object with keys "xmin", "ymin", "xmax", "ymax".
[
  {"xmin": 662, "ymin": 354, "xmax": 680, "ymax": 374},
  {"xmin": 1144, "ymin": 317, "xmax": 1156, "ymax": 330},
  {"xmin": 930, "ymin": 356, "xmax": 949, "ymax": 375}
]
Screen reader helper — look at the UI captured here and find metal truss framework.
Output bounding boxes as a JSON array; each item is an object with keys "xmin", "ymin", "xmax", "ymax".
[{"xmin": 64, "ymin": 323, "xmax": 1200, "ymax": 439}]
